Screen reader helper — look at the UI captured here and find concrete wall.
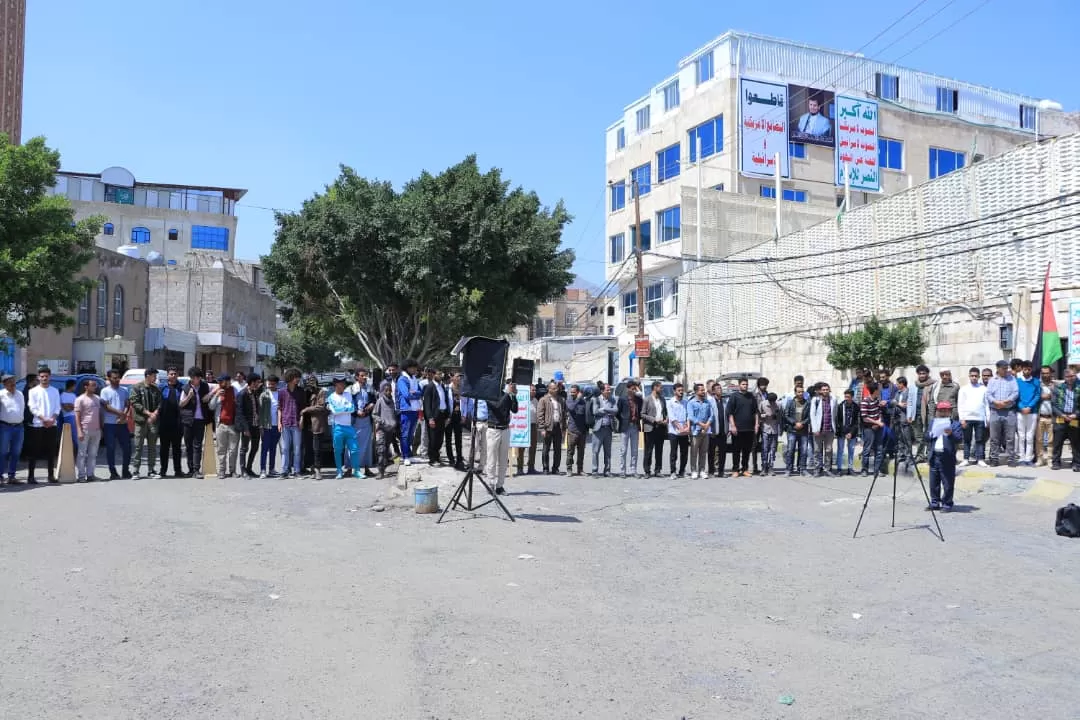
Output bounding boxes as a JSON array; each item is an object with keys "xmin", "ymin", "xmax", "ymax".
[
  {"xmin": 19, "ymin": 247, "xmax": 149, "ymax": 376},
  {"xmin": 69, "ymin": 201, "xmax": 239, "ymax": 264},
  {"xmin": 148, "ymin": 266, "xmax": 275, "ymax": 341}
]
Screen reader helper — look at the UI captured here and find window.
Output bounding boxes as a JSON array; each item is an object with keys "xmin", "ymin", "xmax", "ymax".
[
  {"xmin": 610, "ymin": 180, "xmax": 626, "ymax": 212},
  {"xmin": 696, "ymin": 51, "xmax": 714, "ymax": 84},
  {"xmin": 688, "ymin": 115, "xmax": 723, "ymax": 162},
  {"xmin": 191, "ymin": 225, "xmax": 230, "ymax": 251},
  {"xmin": 168, "ymin": 228, "xmax": 179, "ymax": 241},
  {"xmin": 609, "ymin": 233, "xmax": 625, "ymax": 263},
  {"xmin": 103, "ymin": 222, "xmax": 114, "ymax": 236},
  {"xmin": 760, "ymin": 187, "xmax": 808, "ymax": 203},
  {"xmin": 635, "ymin": 105, "xmax": 651, "ymax": 134},
  {"xmin": 656, "ymin": 143, "xmax": 680, "ymax": 183},
  {"xmin": 616, "ymin": 127, "xmax": 626, "ymax": 150},
  {"xmin": 607, "ymin": 326, "xmax": 615, "ymax": 336},
  {"xmin": 929, "ymin": 147, "xmax": 965, "ymax": 179},
  {"xmin": 113, "ymin": 286, "xmax": 124, "ymax": 335},
  {"xmin": 645, "ymin": 282, "xmax": 664, "ymax": 320},
  {"xmin": 1020, "ymin": 104, "xmax": 1037, "ymax": 130},
  {"xmin": 630, "ymin": 163, "xmax": 651, "ymax": 196},
  {"xmin": 713, "ymin": 183, "xmax": 725, "ymax": 192},
  {"xmin": 789, "ymin": 142, "xmax": 807, "ymax": 159},
  {"xmin": 565, "ymin": 310, "xmax": 578, "ymax": 327},
  {"xmin": 836, "ymin": 195, "xmax": 846, "ymax": 208},
  {"xmin": 662, "ymin": 80, "xmax": 680, "ymax": 111},
  {"xmin": 622, "ymin": 290, "xmax": 638, "ymax": 322},
  {"xmin": 935, "ymin": 86, "xmax": 958, "ymax": 113},
  {"xmin": 672, "ymin": 279, "xmax": 679, "ymax": 314},
  {"xmin": 879, "ymin": 138, "xmax": 903, "ymax": 170},
  {"xmin": 874, "ymin": 72, "xmax": 899, "ymax": 101},
  {"xmin": 78, "ymin": 289, "xmax": 90, "ymax": 329},
  {"xmin": 96, "ymin": 278, "xmax": 108, "ymax": 333},
  {"xmin": 131, "ymin": 226, "xmax": 150, "ymax": 244},
  {"xmin": 543, "ymin": 319, "xmax": 554, "ymax": 337},
  {"xmin": 631, "ymin": 220, "xmax": 652, "ymax": 252},
  {"xmin": 657, "ymin": 206, "xmax": 680, "ymax": 243}
]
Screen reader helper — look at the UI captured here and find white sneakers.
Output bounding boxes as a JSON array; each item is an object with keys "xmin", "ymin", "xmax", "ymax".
[
  {"xmin": 403, "ymin": 459, "xmax": 411, "ymax": 466},
  {"xmin": 958, "ymin": 459, "xmax": 971, "ymax": 467}
]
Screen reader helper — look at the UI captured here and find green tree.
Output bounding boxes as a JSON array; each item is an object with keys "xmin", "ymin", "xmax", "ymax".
[
  {"xmin": 270, "ymin": 327, "xmax": 341, "ymax": 373},
  {"xmin": 0, "ymin": 136, "xmax": 99, "ymax": 344},
  {"xmin": 824, "ymin": 316, "xmax": 927, "ymax": 374},
  {"xmin": 644, "ymin": 342, "xmax": 682, "ymax": 381},
  {"xmin": 262, "ymin": 155, "xmax": 574, "ymax": 368}
]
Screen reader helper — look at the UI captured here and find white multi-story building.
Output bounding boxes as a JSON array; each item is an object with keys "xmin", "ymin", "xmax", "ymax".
[{"xmin": 604, "ymin": 31, "xmax": 1067, "ymax": 375}]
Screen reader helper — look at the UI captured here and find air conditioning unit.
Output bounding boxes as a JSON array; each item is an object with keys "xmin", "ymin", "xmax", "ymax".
[
  {"xmin": 999, "ymin": 323, "xmax": 1014, "ymax": 351},
  {"xmin": 237, "ymin": 324, "xmax": 247, "ymax": 337}
]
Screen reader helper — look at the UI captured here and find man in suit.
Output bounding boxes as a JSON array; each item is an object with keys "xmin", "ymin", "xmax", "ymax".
[
  {"xmin": 422, "ymin": 369, "xmax": 449, "ymax": 466},
  {"xmin": 641, "ymin": 381, "xmax": 668, "ymax": 478},
  {"xmin": 536, "ymin": 380, "xmax": 567, "ymax": 474},
  {"xmin": 616, "ymin": 379, "xmax": 642, "ymax": 477},
  {"xmin": 589, "ymin": 384, "xmax": 619, "ymax": 476}
]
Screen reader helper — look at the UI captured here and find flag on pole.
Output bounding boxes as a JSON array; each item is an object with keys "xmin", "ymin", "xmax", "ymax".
[{"xmin": 1032, "ymin": 263, "xmax": 1063, "ymax": 370}]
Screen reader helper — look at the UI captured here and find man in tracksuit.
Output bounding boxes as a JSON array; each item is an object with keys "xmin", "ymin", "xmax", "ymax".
[{"xmin": 396, "ymin": 359, "xmax": 423, "ymax": 466}]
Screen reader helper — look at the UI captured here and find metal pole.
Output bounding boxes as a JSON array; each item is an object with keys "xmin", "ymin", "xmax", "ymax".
[
  {"xmin": 773, "ymin": 152, "xmax": 782, "ymax": 238},
  {"xmin": 844, "ymin": 162, "xmax": 851, "ymax": 212},
  {"xmin": 632, "ymin": 179, "xmax": 646, "ymax": 379},
  {"xmin": 696, "ymin": 136, "xmax": 703, "ymax": 262}
]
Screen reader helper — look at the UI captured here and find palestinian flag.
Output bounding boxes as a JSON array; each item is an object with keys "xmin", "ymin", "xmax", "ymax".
[{"xmin": 1032, "ymin": 264, "xmax": 1063, "ymax": 370}]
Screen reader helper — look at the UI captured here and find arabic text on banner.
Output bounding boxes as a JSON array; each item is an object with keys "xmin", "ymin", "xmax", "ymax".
[
  {"xmin": 509, "ymin": 387, "xmax": 532, "ymax": 448},
  {"xmin": 739, "ymin": 78, "xmax": 789, "ymax": 179},
  {"xmin": 1069, "ymin": 300, "xmax": 1080, "ymax": 364},
  {"xmin": 834, "ymin": 95, "xmax": 881, "ymax": 192}
]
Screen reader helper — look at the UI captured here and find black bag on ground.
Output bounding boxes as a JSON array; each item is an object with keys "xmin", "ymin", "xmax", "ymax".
[{"xmin": 1055, "ymin": 503, "xmax": 1080, "ymax": 538}]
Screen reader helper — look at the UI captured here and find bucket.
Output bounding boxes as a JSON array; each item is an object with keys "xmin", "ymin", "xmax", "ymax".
[{"xmin": 414, "ymin": 485, "xmax": 439, "ymax": 514}]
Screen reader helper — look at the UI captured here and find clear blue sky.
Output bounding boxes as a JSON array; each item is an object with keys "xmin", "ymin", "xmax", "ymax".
[{"xmin": 24, "ymin": 0, "xmax": 1078, "ymax": 287}]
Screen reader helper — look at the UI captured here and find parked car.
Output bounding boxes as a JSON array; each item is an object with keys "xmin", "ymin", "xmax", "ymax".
[
  {"xmin": 15, "ymin": 373, "xmax": 106, "ymax": 395},
  {"xmin": 612, "ymin": 377, "xmax": 675, "ymax": 400}
]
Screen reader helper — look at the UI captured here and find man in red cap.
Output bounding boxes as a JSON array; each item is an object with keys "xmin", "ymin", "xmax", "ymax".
[{"xmin": 926, "ymin": 401, "xmax": 963, "ymax": 511}]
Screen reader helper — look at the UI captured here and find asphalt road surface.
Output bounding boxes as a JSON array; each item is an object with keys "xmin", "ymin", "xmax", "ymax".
[{"xmin": 1, "ymin": 450, "xmax": 1078, "ymax": 719}]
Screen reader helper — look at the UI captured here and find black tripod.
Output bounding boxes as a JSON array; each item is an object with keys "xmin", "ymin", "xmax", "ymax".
[
  {"xmin": 438, "ymin": 421, "xmax": 515, "ymax": 523},
  {"xmin": 852, "ymin": 419, "xmax": 944, "ymax": 541}
]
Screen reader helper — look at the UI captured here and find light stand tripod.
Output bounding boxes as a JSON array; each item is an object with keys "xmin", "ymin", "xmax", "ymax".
[
  {"xmin": 438, "ymin": 421, "xmax": 515, "ymax": 523},
  {"xmin": 852, "ymin": 418, "xmax": 944, "ymax": 541}
]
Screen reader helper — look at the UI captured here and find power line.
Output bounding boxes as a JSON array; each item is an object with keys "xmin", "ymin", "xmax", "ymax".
[{"xmin": 891, "ymin": 0, "xmax": 994, "ymax": 65}]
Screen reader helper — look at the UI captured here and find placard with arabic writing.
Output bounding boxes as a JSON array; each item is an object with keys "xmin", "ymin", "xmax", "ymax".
[
  {"xmin": 834, "ymin": 95, "xmax": 881, "ymax": 192},
  {"xmin": 739, "ymin": 78, "xmax": 789, "ymax": 179}
]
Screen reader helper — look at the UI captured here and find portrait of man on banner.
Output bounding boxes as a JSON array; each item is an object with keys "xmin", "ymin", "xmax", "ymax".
[{"xmin": 788, "ymin": 84, "xmax": 835, "ymax": 148}]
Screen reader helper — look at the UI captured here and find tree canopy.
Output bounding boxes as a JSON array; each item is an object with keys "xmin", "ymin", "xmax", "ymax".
[
  {"xmin": 824, "ymin": 316, "xmax": 927, "ymax": 374},
  {"xmin": 262, "ymin": 156, "xmax": 575, "ymax": 368},
  {"xmin": 0, "ymin": 136, "xmax": 99, "ymax": 345},
  {"xmin": 644, "ymin": 342, "xmax": 682, "ymax": 381},
  {"xmin": 270, "ymin": 327, "xmax": 341, "ymax": 373}
]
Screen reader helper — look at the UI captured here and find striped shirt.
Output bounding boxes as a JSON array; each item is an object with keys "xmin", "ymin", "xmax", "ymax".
[{"xmin": 859, "ymin": 394, "xmax": 882, "ymax": 426}]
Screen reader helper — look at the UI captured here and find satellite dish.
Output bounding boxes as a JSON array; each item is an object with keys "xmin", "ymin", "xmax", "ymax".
[{"xmin": 146, "ymin": 250, "xmax": 165, "ymax": 266}]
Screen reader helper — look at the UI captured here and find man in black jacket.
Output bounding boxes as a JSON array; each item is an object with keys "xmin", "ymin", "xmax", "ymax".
[
  {"xmin": 835, "ymin": 388, "xmax": 861, "ymax": 475},
  {"xmin": 158, "ymin": 366, "xmax": 184, "ymax": 478},
  {"xmin": 726, "ymin": 379, "xmax": 759, "ymax": 476},
  {"xmin": 484, "ymin": 380, "xmax": 519, "ymax": 494},
  {"xmin": 422, "ymin": 369, "xmax": 449, "ymax": 466},
  {"xmin": 237, "ymin": 373, "xmax": 262, "ymax": 477},
  {"xmin": 783, "ymin": 382, "xmax": 811, "ymax": 476},
  {"xmin": 179, "ymin": 367, "xmax": 212, "ymax": 478}
]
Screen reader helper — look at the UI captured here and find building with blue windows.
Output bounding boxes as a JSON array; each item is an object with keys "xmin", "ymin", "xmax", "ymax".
[
  {"xmin": 604, "ymin": 30, "xmax": 1071, "ymax": 356},
  {"xmin": 47, "ymin": 166, "xmax": 245, "ymax": 265}
]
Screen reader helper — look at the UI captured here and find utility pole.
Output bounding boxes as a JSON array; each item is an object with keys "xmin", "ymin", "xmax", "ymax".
[{"xmin": 632, "ymin": 178, "xmax": 646, "ymax": 379}]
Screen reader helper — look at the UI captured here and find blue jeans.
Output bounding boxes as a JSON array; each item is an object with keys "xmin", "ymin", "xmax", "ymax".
[
  {"xmin": 0, "ymin": 423, "xmax": 24, "ymax": 478},
  {"xmin": 103, "ymin": 423, "xmax": 131, "ymax": 473},
  {"xmin": 836, "ymin": 434, "xmax": 858, "ymax": 470},
  {"xmin": 861, "ymin": 426, "xmax": 884, "ymax": 474},
  {"xmin": 332, "ymin": 423, "xmax": 360, "ymax": 475},
  {"xmin": 280, "ymin": 426, "xmax": 302, "ymax": 474},
  {"xmin": 260, "ymin": 427, "xmax": 280, "ymax": 473},
  {"xmin": 400, "ymin": 411, "xmax": 419, "ymax": 460},
  {"xmin": 784, "ymin": 432, "xmax": 809, "ymax": 472}
]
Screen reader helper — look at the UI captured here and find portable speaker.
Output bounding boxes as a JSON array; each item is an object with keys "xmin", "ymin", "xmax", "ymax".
[
  {"xmin": 457, "ymin": 336, "xmax": 510, "ymax": 403},
  {"xmin": 511, "ymin": 358, "xmax": 535, "ymax": 386}
]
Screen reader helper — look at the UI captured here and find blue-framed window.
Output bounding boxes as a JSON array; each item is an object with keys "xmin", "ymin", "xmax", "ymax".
[
  {"xmin": 672, "ymin": 279, "xmax": 678, "ymax": 314},
  {"xmin": 1020, "ymin": 104, "xmax": 1037, "ymax": 130},
  {"xmin": 760, "ymin": 186, "xmax": 807, "ymax": 203},
  {"xmin": 103, "ymin": 222, "xmax": 114, "ymax": 236},
  {"xmin": 695, "ymin": 51, "xmax": 714, "ymax": 85},
  {"xmin": 645, "ymin": 282, "xmax": 664, "ymax": 320},
  {"xmin": 130, "ymin": 226, "xmax": 150, "ymax": 244},
  {"xmin": 191, "ymin": 225, "xmax": 230, "ymax": 251},
  {"xmin": 789, "ymin": 142, "xmax": 807, "ymax": 159},
  {"xmin": 630, "ymin": 163, "xmax": 651, "ymax": 197},
  {"xmin": 656, "ymin": 143, "xmax": 680, "ymax": 183},
  {"xmin": 622, "ymin": 290, "xmax": 638, "ymax": 321},
  {"xmin": 168, "ymin": 228, "xmax": 179, "ymax": 241},
  {"xmin": 879, "ymin": 138, "xmax": 903, "ymax": 170},
  {"xmin": 616, "ymin": 127, "xmax": 626, "ymax": 150},
  {"xmin": 875, "ymin": 72, "xmax": 899, "ymax": 101},
  {"xmin": 688, "ymin": 115, "xmax": 723, "ymax": 162},
  {"xmin": 610, "ymin": 180, "xmax": 626, "ymax": 212},
  {"xmin": 662, "ymin": 80, "xmax": 680, "ymax": 111},
  {"xmin": 936, "ymin": 86, "xmax": 958, "ymax": 113},
  {"xmin": 631, "ymin": 220, "xmax": 652, "ymax": 252},
  {"xmin": 635, "ymin": 105, "xmax": 651, "ymax": 133},
  {"xmin": 713, "ymin": 183, "xmax": 725, "ymax": 192},
  {"xmin": 609, "ymin": 233, "xmax": 625, "ymax": 263},
  {"xmin": 657, "ymin": 206, "xmax": 680, "ymax": 243},
  {"xmin": 929, "ymin": 147, "xmax": 965, "ymax": 179}
]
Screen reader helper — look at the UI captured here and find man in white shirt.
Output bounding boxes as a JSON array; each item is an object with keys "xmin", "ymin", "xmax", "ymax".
[
  {"xmin": 0, "ymin": 374, "xmax": 26, "ymax": 483},
  {"xmin": 27, "ymin": 367, "xmax": 62, "ymax": 483},
  {"xmin": 100, "ymin": 369, "xmax": 133, "ymax": 479},
  {"xmin": 957, "ymin": 366, "xmax": 988, "ymax": 468}
]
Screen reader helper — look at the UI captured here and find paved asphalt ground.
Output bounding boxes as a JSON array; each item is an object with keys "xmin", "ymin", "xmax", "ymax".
[{"xmin": 2, "ymin": 437, "xmax": 1079, "ymax": 720}]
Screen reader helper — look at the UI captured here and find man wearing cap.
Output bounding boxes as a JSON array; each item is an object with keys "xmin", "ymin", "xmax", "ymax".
[
  {"xmin": 985, "ymin": 359, "xmax": 1019, "ymax": 467},
  {"xmin": 926, "ymin": 401, "xmax": 963, "ymax": 511},
  {"xmin": 130, "ymin": 367, "xmax": 163, "ymax": 480},
  {"xmin": 327, "ymin": 375, "xmax": 362, "ymax": 479},
  {"xmin": 0, "ymin": 373, "xmax": 25, "ymax": 484}
]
